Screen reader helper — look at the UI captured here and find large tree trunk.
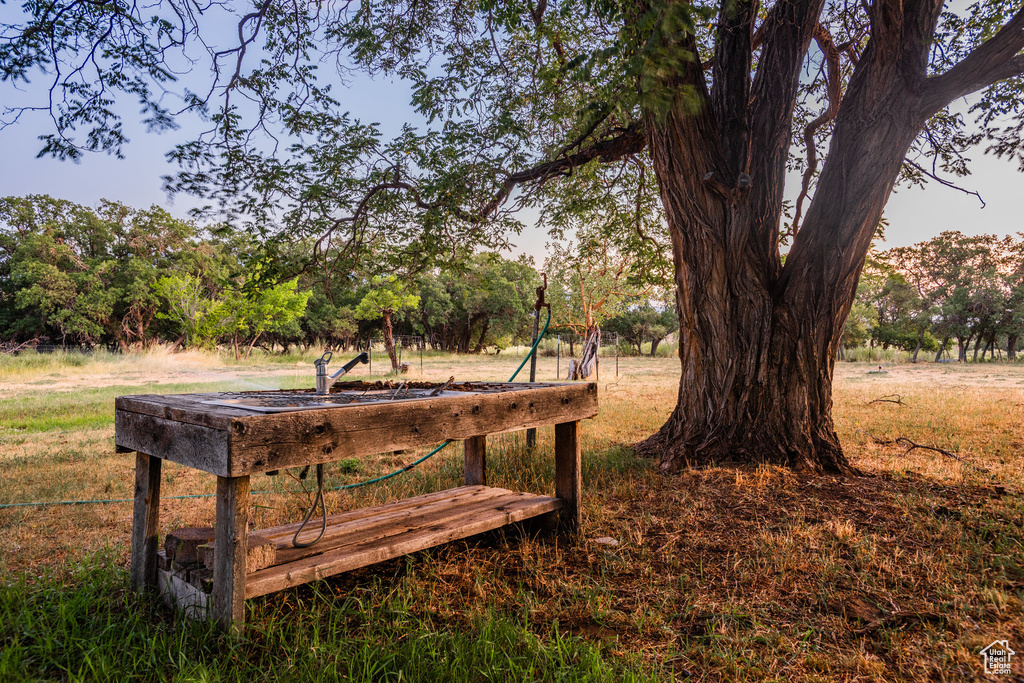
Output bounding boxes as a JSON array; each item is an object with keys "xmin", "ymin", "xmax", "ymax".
[
  {"xmin": 382, "ymin": 311, "xmax": 398, "ymax": 371},
  {"xmin": 650, "ymin": 337, "xmax": 662, "ymax": 357},
  {"xmin": 911, "ymin": 326, "xmax": 925, "ymax": 362},
  {"xmin": 570, "ymin": 326, "xmax": 600, "ymax": 380},
  {"xmin": 1008, "ymin": 334, "xmax": 1017, "ymax": 361},
  {"xmin": 958, "ymin": 334, "xmax": 971, "ymax": 362},
  {"xmin": 472, "ymin": 318, "xmax": 490, "ymax": 354},
  {"xmin": 635, "ymin": 0, "xmax": 942, "ymax": 474},
  {"xmin": 935, "ymin": 335, "xmax": 949, "ymax": 362}
]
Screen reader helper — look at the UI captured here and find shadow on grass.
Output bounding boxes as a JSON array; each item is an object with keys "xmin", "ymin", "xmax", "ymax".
[{"xmin": 0, "ymin": 548, "xmax": 662, "ymax": 683}]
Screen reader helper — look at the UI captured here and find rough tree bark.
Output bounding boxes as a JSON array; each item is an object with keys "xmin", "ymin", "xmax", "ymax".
[
  {"xmin": 570, "ymin": 326, "xmax": 600, "ymax": 380},
  {"xmin": 631, "ymin": 0, "xmax": 1010, "ymax": 474},
  {"xmin": 381, "ymin": 310, "xmax": 399, "ymax": 371}
]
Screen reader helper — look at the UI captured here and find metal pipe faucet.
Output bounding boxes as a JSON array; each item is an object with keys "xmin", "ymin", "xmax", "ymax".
[{"xmin": 315, "ymin": 351, "xmax": 369, "ymax": 395}]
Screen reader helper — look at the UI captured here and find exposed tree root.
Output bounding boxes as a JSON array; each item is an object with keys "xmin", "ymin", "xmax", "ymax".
[{"xmin": 634, "ymin": 426, "xmax": 860, "ymax": 477}]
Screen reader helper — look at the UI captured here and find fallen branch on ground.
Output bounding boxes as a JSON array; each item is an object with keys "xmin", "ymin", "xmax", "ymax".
[
  {"xmin": 866, "ymin": 394, "xmax": 906, "ymax": 406},
  {"xmin": 1, "ymin": 338, "xmax": 39, "ymax": 354},
  {"xmin": 857, "ymin": 429, "xmax": 988, "ymax": 473},
  {"xmin": 853, "ymin": 609, "xmax": 947, "ymax": 635}
]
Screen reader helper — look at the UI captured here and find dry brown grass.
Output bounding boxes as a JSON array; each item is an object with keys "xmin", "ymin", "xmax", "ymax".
[{"xmin": 1, "ymin": 353, "xmax": 1022, "ymax": 681}]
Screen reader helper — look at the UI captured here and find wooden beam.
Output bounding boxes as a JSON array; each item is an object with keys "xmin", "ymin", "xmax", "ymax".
[
  {"xmin": 158, "ymin": 568, "xmax": 210, "ymax": 618},
  {"xmin": 554, "ymin": 421, "xmax": 582, "ymax": 535},
  {"xmin": 268, "ymin": 487, "xmax": 522, "ymax": 568},
  {"xmin": 212, "ymin": 475, "xmax": 249, "ymax": 633},
  {"xmin": 115, "ymin": 410, "xmax": 231, "ymax": 476},
  {"xmin": 245, "ymin": 488, "xmax": 561, "ymax": 598},
  {"xmin": 228, "ymin": 383, "xmax": 597, "ymax": 475},
  {"xmin": 115, "ymin": 383, "xmax": 598, "ymax": 477},
  {"xmin": 464, "ymin": 435, "xmax": 486, "ymax": 486},
  {"xmin": 130, "ymin": 452, "xmax": 161, "ymax": 593}
]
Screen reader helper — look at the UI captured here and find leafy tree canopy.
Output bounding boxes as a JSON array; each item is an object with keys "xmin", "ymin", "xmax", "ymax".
[{"xmin": 354, "ymin": 275, "xmax": 421, "ymax": 321}]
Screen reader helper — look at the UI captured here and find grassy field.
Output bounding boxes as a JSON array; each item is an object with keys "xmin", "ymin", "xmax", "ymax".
[{"xmin": 1, "ymin": 348, "xmax": 1022, "ymax": 681}]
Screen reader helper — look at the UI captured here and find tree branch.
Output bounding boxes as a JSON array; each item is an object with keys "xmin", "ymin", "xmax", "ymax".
[
  {"xmin": 310, "ymin": 123, "xmax": 647, "ymax": 275},
  {"xmin": 903, "ymin": 159, "xmax": 986, "ymax": 207},
  {"xmin": 479, "ymin": 122, "xmax": 647, "ymax": 217},
  {"xmin": 711, "ymin": 0, "xmax": 758, "ymax": 177},
  {"xmin": 858, "ymin": 429, "xmax": 985, "ymax": 471},
  {"xmin": 746, "ymin": 0, "xmax": 828, "ymax": 274},
  {"xmin": 791, "ymin": 23, "xmax": 843, "ymax": 236},
  {"xmin": 866, "ymin": 393, "xmax": 906, "ymax": 406},
  {"xmin": 923, "ymin": 7, "xmax": 1024, "ymax": 113}
]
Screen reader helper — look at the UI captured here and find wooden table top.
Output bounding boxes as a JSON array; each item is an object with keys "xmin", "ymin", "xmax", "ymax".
[{"xmin": 115, "ymin": 381, "xmax": 598, "ymax": 477}]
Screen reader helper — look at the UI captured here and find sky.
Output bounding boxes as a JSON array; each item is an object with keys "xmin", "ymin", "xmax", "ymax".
[{"xmin": 0, "ymin": 23, "xmax": 1021, "ymax": 264}]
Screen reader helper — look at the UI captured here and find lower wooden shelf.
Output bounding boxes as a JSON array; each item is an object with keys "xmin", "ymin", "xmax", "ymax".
[
  {"xmin": 159, "ymin": 485, "xmax": 561, "ymax": 609},
  {"xmin": 247, "ymin": 485, "xmax": 561, "ymax": 598}
]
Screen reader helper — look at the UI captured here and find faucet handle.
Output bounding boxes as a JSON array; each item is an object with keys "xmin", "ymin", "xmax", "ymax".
[{"xmin": 315, "ymin": 351, "xmax": 332, "ymax": 368}]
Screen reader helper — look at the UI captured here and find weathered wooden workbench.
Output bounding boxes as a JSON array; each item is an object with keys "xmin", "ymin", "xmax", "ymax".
[{"xmin": 115, "ymin": 381, "xmax": 598, "ymax": 631}]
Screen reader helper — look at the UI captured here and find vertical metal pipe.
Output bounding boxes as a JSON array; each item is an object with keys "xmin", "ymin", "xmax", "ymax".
[{"xmin": 526, "ymin": 309, "xmax": 539, "ymax": 448}]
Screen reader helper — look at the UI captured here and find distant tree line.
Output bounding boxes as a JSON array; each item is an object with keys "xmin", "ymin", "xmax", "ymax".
[
  {"xmin": 0, "ymin": 196, "xmax": 676, "ymax": 364},
  {"xmin": 844, "ymin": 231, "xmax": 1024, "ymax": 362}
]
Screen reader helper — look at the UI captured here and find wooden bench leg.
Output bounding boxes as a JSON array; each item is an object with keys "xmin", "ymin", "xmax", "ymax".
[
  {"xmin": 130, "ymin": 452, "xmax": 161, "ymax": 593},
  {"xmin": 554, "ymin": 421, "xmax": 581, "ymax": 535},
  {"xmin": 464, "ymin": 435, "xmax": 487, "ymax": 486},
  {"xmin": 212, "ymin": 475, "xmax": 250, "ymax": 633}
]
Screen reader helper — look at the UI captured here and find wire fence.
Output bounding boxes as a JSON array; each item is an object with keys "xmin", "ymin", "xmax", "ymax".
[
  {"xmin": 544, "ymin": 331, "xmax": 620, "ymax": 380},
  {"xmin": 362, "ymin": 336, "xmax": 425, "ymax": 375},
  {"xmin": 1, "ymin": 342, "xmax": 122, "ymax": 355}
]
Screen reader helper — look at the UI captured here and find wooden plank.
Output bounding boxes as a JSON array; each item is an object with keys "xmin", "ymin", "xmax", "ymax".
[
  {"xmin": 246, "ymin": 493, "xmax": 561, "ymax": 598},
  {"xmin": 158, "ymin": 568, "xmax": 210, "ymax": 619},
  {"xmin": 212, "ymin": 476, "xmax": 249, "ymax": 633},
  {"xmin": 114, "ymin": 383, "xmax": 597, "ymax": 477},
  {"xmin": 129, "ymin": 452, "xmax": 161, "ymax": 593},
  {"xmin": 116, "ymin": 395, "xmax": 240, "ymax": 429},
  {"xmin": 115, "ymin": 410, "xmax": 231, "ymax": 476},
  {"xmin": 464, "ymin": 435, "xmax": 486, "ymax": 486},
  {"xmin": 256, "ymin": 485, "xmax": 500, "ymax": 544},
  {"xmin": 554, "ymin": 421, "xmax": 582, "ymax": 535},
  {"xmin": 269, "ymin": 488, "xmax": 528, "ymax": 567},
  {"xmin": 225, "ymin": 383, "xmax": 598, "ymax": 476},
  {"xmin": 115, "ymin": 383, "xmax": 567, "ymax": 431}
]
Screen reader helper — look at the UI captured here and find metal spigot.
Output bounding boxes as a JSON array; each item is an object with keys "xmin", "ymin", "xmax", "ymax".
[{"xmin": 315, "ymin": 351, "xmax": 369, "ymax": 395}]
